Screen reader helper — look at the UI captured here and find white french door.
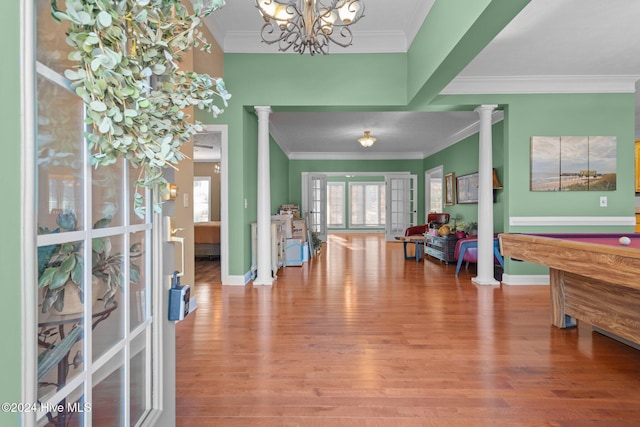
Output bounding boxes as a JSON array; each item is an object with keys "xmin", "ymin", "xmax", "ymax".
[
  {"xmin": 385, "ymin": 175, "xmax": 418, "ymax": 241},
  {"xmin": 307, "ymin": 174, "xmax": 327, "ymax": 241},
  {"xmin": 26, "ymin": 2, "xmax": 158, "ymax": 425}
]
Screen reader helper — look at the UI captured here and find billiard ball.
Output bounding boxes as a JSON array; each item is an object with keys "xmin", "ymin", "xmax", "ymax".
[{"xmin": 619, "ymin": 236, "xmax": 631, "ymax": 246}]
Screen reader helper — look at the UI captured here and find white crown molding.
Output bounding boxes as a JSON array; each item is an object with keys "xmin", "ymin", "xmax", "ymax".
[
  {"xmin": 446, "ymin": 110, "xmax": 504, "ymax": 145},
  {"xmin": 288, "ymin": 151, "xmax": 425, "ymax": 160},
  {"xmin": 509, "ymin": 216, "xmax": 636, "ymax": 227},
  {"xmin": 405, "ymin": 0, "xmax": 436, "ymax": 48},
  {"xmin": 222, "ymin": 30, "xmax": 409, "ymax": 54},
  {"xmin": 442, "ymin": 75, "xmax": 640, "ymax": 95},
  {"xmin": 422, "ymin": 110, "xmax": 504, "ymax": 158},
  {"xmin": 285, "ymin": 110, "xmax": 505, "ymax": 161}
]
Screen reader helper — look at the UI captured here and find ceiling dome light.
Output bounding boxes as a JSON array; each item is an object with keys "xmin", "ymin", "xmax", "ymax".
[{"xmin": 358, "ymin": 130, "xmax": 376, "ymax": 148}]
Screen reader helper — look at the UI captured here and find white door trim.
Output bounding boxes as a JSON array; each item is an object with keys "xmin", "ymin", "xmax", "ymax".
[{"xmin": 201, "ymin": 124, "xmax": 230, "ymax": 284}]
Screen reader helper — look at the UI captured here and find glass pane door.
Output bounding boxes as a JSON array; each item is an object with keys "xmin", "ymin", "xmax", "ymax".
[
  {"xmin": 33, "ymin": 1, "xmax": 155, "ymax": 425},
  {"xmin": 307, "ymin": 174, "xmax": 327, "ymax": 241},
  {"xmin": 385, "ymin": 175, "xmax": 418, "ymax": 241}
]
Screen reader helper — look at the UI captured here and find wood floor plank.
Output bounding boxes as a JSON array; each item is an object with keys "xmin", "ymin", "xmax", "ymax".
[{"xmin": 177, "ymin": 234, "xmax": 640, "ymax": 426}]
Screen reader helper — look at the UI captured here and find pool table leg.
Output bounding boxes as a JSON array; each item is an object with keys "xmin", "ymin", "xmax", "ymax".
[{"xmin": 549, "ymin": 268, "xmax": 577, "ymax": 328}]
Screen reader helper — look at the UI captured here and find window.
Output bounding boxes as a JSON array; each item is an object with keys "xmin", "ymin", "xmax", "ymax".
[
  {"xmin": 193, "ymin": 177, "xmax": 211, "ymax": 223},
  {"xmin": 327, "ymin": 182, "xmax": 345, "ymax": 228},
  {"xmin": 430, "ymin": 178, "xmax": 443, "ymax": 213},
  {"xmin": 350, "ymin": 182, "xmax": 386, "ymax": 227}
]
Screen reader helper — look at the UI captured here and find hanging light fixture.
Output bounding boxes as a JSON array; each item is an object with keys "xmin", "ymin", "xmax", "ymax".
[
  {"xmin": 358, "ymin": 130, "xmax": 376, "ymax": 148},
  {"xmin": 256, "ymin": 0, "xmax": 365, "ymax": 55}
]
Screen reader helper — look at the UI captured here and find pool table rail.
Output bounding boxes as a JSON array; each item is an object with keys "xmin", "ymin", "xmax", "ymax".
[{"xmin": 499, "ymin": 233, "xmax": 640, "ymax": 347}]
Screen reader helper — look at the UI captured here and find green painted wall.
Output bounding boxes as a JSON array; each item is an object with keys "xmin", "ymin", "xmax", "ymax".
[
  {"xmin": 242, "ymin": 108, "xmax": 259, "ymax": 272},
  {"xmin": 423, "ymin": 120, "xmax": 505, "ymax": 234},
  {"xmin": 407, "ymin": 0, "xmax": 530, "ymax": 107},
  {"xmin": 270, "ymin": 138, "xmax": 290, "ymax": 211},
  {"xmin": 225, "ymin": 53, "xmax": 408, "ymax": 109},
  {"xmin": 407, "ymin": 0, "xmax": 491, "ymax": 101},
  {"xmin": 434, "ymin": 93, "xmax": 636, "ymax": 275},
  {"xmin": 219, "ymin": 14, "xmax": 635, "ymax": 280},
  {"xmin": 223, "ymin": 53, "xmax": 410, "ymax": 276},
  {"xmin": 1, "ymin": 0, "xmax": 22, "ymax": 423}
]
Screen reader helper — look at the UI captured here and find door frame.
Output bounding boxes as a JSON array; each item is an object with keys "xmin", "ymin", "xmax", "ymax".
[
  {"xmin": 425, "ymin": 165, "xmax": 444, "ymax": 220},
  {"xmin": 200, "ymin": 125, "xmax": 229, "ymax": 284},
  {"xmin": 301, "ymin": 171, "xmax": 412, "ymax": 240},
  {"xmin": 385, "ymin": 174, "xmax": 418, "ymax": 241}
]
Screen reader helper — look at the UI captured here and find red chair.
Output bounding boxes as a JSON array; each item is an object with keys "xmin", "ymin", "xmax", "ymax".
[
  {"xmin": 402, "ymin": 214, "xmax": 450, "ymax": 261},
  {"xmin": 427, "ymin": 213, "xmax": 450, "ymax": 229}
]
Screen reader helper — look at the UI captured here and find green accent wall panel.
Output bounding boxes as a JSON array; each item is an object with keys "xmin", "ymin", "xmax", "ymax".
[
  {"xmin": 407, "ymin": 0, "xmax": 530, "ymax": 107},
  {"xmin": 423, "ymin": 120, "xmax": 505, "ymax": 233},
  {"xmin": 224, "ymin": 53, "xmax": 407, "ymax": 108},
  {"xmin": 1, "ymin": 0, "xmax": 22, "ymax": 423},
  {"xmin": 434, "ymin": 92, "xmax": 635, "ymax": 276},
  {"xmin": 270, "ymin": 137, "xmax": 290, "ymax": 211}
]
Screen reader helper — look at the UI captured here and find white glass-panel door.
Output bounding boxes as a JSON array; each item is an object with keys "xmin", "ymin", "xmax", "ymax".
[
  {"xmin": 385, "ymin": 175, "xmax": 418, "ymax": 241},
  {"xmin": 32, "ymin": 1, "xmax": 156, "ymax": 426},
  {"xmin": 307, "ymin": 174, "xmax": 327, "ymax": 241}
]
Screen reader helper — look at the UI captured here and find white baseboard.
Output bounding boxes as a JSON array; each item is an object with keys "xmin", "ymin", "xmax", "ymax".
[
  {"xmin": 224, "ymin": 273, "xmax": 251, "ymax": 286},
  {"xmin": 509, "ymin": 216, "xmax": 635, "ymax": 226},
  {"xmin": 501, "ymin": 273, "xmax": 550, "ymax": 286},
  {"xmin": 328, "ymin": 229, "xmax": 385, "ymax": 234}
]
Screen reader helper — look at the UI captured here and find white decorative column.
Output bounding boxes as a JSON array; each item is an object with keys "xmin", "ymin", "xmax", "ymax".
[
  {"xmin": 472, "ymin": 104, "xmax": 500, "ymax": 286},
  {"xmin": 254, "ymin": 106, "xmax": 273, "ymax": 286}
]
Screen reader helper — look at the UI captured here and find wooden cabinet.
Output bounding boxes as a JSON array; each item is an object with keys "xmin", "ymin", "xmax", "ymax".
[
  {"xmin": 423, "ymin": 234, "xmax": 459, "ymax": 264},
  {"xmin": 251, "ymin": 219, "xmax": 286, "ymax": 279},
  {"xmin": 636, "ymin": 141, "xmax": 640, "ymax": 192}
]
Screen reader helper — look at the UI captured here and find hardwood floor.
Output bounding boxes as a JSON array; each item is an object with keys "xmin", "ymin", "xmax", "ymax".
[{"xmin": 177, "ymin": 234, "xmax": 640, "ymax": 426}]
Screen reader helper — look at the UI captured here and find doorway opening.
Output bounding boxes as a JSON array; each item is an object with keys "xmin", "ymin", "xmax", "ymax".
[{"xmin": 193, "ymin": 125, "xmax": 229, "ymax": 284}]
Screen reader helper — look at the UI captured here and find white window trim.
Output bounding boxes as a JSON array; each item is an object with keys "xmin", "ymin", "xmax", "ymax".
[
  {"xmin": 425, "ymin": 165, "xmax": 444, "ymax": 220},
  {"xmin": 349, "ymin": 181, "xmax": 386, "ymax": 228},
  {"xmin": 193, "ymin": 176, "xmax": 212, "ymax": 223},
  {"xmin": 327, "ymin": 182, "xmax": 346, "ymax": 229}
]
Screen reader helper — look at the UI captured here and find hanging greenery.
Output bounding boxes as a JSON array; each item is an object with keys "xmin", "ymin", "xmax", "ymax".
[{"xmin": 51, "ymin": 0, "xmax": 231, "ymax": 217}]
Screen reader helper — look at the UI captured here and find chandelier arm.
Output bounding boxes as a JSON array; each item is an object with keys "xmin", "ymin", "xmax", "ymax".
[
  {"xmin": 256, "ymin": 0, "xmax": 365, "ymax": 55},
  {"xmin": 259, "ymin": 22, "xmax": 287, "ymax": 45},
  {"xmin": 326, "ymin": 26, "xmax": 354, "ymax": 48}
]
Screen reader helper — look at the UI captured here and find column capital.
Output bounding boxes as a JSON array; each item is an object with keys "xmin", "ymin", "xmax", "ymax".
[
  {"xmin": 474, "ymin": 104, "xmax": 498, "ymax": 113},
  {"xmin": 255, "ymin": 106, "xmax": 272, "ymax": 115}
]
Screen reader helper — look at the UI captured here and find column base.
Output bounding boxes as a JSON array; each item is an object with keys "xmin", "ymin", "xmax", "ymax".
[
  {"xmin": 253, "ymin": 276, "xmax": 273, "ymax": 286},
  {"xmin": 472, "ymin": 276, "xmax": 500, "ymax": 286}
]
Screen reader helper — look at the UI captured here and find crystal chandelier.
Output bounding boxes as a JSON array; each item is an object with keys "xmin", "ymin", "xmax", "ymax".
[
  {"xmin": 358, "ymin": 130, "xmax": 376, "ymax": 148},
  {"xmin": 256, "ymin": 0, "xmax": 365, "ymax": 55}
]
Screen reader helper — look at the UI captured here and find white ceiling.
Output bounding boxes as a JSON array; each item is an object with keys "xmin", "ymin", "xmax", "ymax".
[{"xmin": 203, "ymin": 0, "xmax": 640, "ymax": 159}]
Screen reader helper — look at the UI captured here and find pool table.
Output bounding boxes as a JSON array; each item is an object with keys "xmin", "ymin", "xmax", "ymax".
[{"xmin": 499, "ymin": 233, "xmax": 640, "ymax": 346}]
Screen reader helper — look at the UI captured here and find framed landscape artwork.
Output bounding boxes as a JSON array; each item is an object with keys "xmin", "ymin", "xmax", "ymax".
[
  {"xmin": 444, "ymin": 172, "xmax": 455, "ymax": 205},
  {"xmin": 530, "ymin": 136, "xmax": 617, "ymax": 191},
  {"xmin": 456, "ymin": 172, "xmax": 479, "ymax": 204}
]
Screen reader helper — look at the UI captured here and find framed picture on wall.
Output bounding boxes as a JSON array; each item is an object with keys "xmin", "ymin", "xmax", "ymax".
[
  {"xmin": 444, "ymin": 172, "xmax": 455, "ymax": 205},
  {"xmin": 456, "ymin": 172, "xmax": 479, "ymax": 204}
]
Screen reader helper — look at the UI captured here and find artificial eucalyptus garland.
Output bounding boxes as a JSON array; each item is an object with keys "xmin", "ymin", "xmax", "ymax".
[{"xmin": 51, "ymin": 0, "xmax": 230, "ymax": 217}]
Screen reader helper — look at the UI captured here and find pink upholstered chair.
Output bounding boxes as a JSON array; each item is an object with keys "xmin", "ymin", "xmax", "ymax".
[{"xmin": 454, "ymin": 235, "xmax": 504, "ymax": 276}]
